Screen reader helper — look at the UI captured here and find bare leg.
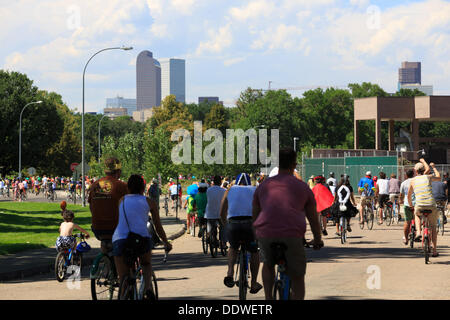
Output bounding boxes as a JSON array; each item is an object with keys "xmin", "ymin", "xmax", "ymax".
[
  {"xmin": 261, "ymin": 263, "xmax": 274, "ymax": 300},
  {"xmin": 290, "ymin": 275, "xmax": 305, "ymax": 300}
]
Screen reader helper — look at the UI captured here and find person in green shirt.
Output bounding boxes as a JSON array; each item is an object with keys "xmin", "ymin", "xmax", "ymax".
[{"xmin": 195, "ymin": 182, "xmax": 208, "ymax": 237}]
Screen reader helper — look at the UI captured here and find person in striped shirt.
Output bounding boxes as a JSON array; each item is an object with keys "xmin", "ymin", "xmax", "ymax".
[{"xmin": 407, "ymin": 158, "xmax": 441, "ymax": 257}]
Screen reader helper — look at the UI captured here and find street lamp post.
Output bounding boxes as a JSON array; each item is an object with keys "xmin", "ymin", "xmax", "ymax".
[
  {"xmin": 82, "ymin": 46, "xmax": 133, "ymax": 207},
  {"xmin": 98, "ymin": 114, "xmax": 112, "ymax": 163},
  {"xmin": 19, "ymin": 101, "xmax": 43, "ymax": 179},
  {"xmin": 293, "ymin": 137, "xmax": 299, "ymax": 152}
]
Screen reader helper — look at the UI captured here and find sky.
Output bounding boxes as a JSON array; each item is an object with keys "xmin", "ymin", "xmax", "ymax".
[{"xmin": 1, "ymin": 0, "xmax": 449, "ymax": 113}]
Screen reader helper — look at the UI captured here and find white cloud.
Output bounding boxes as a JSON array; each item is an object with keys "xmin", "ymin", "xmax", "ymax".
[
  {"xmin": 223, "ymin": 57, "xmax": 246, "ymax": 67},
  {"xmin": 251, "ymin": 24, "xmax": 306, "ymax": 51},
  {"xmin": 195, "ymin": 24, "xmax": 233, "ymax": 55},
  {"xmin": 229, "ymin": 0, "xmax": 275, "ymax": 21}
]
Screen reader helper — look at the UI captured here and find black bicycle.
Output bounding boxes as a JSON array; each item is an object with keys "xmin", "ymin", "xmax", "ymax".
[
  {"xmin": 209, "ymin": 219, "xmax": 227, "ymax": 258},
  {"xmin": 90, "ymin": 243, "xmax": 119, "ymax": 300},
  {"xmin": 234, "ymin": 241, "xmax": 250, "ymax": 300}
]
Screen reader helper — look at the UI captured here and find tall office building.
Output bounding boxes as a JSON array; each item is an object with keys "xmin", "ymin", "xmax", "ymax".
[
  {"xmin": 160, "ymin": 58, "xmax": 186, "ymax": 103},
  {"xmin": 106, "ymin": 96, "xmax": 137, "ymax": 116},
  {"xmin": 136, "ymin": 50, "xmax": 161, "ymax": 111},
  {"xmin": 399, "ymin": 61, "xmax": 421, "ymax": 85}
]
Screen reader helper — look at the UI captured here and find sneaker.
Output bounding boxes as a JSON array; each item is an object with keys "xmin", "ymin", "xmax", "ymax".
[{"xmin": 322, "ymin": 229, "xmax": 328, "ymax": 236}]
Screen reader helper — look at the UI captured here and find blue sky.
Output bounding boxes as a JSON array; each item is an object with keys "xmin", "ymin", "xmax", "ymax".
[{"xmin": 1, "ymin": 0, "xmax": 449, "ymax": 112}]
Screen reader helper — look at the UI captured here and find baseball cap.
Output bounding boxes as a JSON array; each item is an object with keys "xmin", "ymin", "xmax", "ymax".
[{"xmin": 104, "ymin": 157, "xmax": 122, "ymax": 174}]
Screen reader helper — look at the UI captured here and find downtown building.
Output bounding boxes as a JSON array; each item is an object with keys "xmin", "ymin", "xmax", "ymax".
[
  {"xmin": 160, "ymin": 58, "xmax": 186, "ymax": 103},
  {"xmin": 398, "ymin": 61, "xmax": 433, "ymax": 96},
  {"xmin": 134, "ymin": 50, "xmax": 161, "ymax": 122},
  {"xmin": 105, "ymin": 96, "xmax": 137, "ymax": 116}
]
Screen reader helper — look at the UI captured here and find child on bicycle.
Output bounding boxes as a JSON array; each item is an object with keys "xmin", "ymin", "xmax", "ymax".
[
  {"xmin": 56, "ymin": 206, "xmax": 90, "ymax": 252},
  {"xmin": 194, "ymin": 182, "xmax": 208, "ymax": 238},
  {"xmin": 184, "ymin": 184, "xmax": 198, "ymax": 233}
]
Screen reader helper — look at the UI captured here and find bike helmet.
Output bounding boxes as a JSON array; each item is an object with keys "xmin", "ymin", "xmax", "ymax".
[
  {"xmin": 76, "ymin": 241, "xmax": 91, "ymax": 253},
  {"xmin": 235, "ymin": 173, "xmax": 251, "ymax": 186},
  {"xmin": 187, "ymin": 184, "xmax": 198, "ymax": 196}
]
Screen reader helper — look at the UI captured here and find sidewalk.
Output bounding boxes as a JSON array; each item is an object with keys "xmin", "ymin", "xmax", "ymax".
[{"xmin": 0, "ymin": 205, "xmax": 186, "ymax": 282}]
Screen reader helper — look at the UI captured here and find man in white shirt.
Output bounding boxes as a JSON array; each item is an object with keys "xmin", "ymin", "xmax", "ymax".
[
  {"xmin": 326, "ymin": 172, "xmax": 336, "ymax": 188},
  {"xmin": 205, "ymin": 175, "xmax": 227, "ymax": 242},
  {"xmin": 169, "ymin": 183, "xmax": 178, "ymax": 209},
  {"xmin": 376, "ymin": 172, "xmax": 390, "ymax": 224}
]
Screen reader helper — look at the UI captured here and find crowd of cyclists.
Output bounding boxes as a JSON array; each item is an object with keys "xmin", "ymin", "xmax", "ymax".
[{"xmin": 4, "ymin": 149, "xmax": 450, "ymax": 300}]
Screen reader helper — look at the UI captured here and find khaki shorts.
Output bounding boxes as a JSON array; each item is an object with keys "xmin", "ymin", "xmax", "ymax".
[
  {"xmin": 258, "ymin": 238, "xmax": 306, "ymax": 278},
  {"xmin": 414, "ymin": 205, "xmax": 438, "ymax": 228}
]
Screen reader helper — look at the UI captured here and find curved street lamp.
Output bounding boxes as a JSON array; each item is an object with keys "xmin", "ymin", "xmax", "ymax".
[
  {"xmin": 19, "ymin": 101, "xmax": 43, "ymax": 179},
  {"xmin": 82, "ymin": 46, "xmax": 133, "ymax": 206}
]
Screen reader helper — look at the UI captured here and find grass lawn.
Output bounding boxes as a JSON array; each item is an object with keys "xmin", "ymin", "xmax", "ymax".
[{"xmin": 0, "ymin": 202, "xmax": 92, "ymax": 255}]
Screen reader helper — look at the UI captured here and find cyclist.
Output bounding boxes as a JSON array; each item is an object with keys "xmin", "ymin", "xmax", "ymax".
[
  {"xmin": 400, "ymin": 169, "xmax": 416, "ymax": 244},
  {"xmin": 205, "ymin": 175, "xmax": 227, "ymax": 246},
  {"xmin": 407, "ymin": 159, "xmax": 441, "ymax": 257},
  {"xmin": 358, "ymin": 171, "xmax": 375, "ymax": 225},
  {"xmin": 388, "ymin": 173, "xmax": 402, "ymax": 220},
  {"xmin": 220, "ymin": 173, "xmax": 262, "ymax": 295},
  {"xmin": 334, "ymin": 175, "xmax": 358, "ymax": 233},
  {"xmin": 88, "ymin": 157, "xmax": 129, "ymax": 254},
  {"xmin": 184, "ymin": 184, "xmax": 198, "ymax": 234},
  {"xmin": 169, "ymin": 181, "xmax": 178, "ymax": 209},
  {"xmin": 112, "ymin": 174, "xmax": 172, "ymax": 301},
  {"xmin": 148, "ymin": 179, "xmax": 161, "ymax": 208},
  {"xmin": 327, "ymin": 172, "xmax": 336, "ymax": 188},
  {"xmin": 432, "ymin": 178, "xmax": 448, "ymax": 225},
  {"xmin": 194, "ymin": 182, "xmax": 208, "ymax": 237},
  {"xmin": 376, "ymin": 172, "xmax": 390, "ymax": 225},
  {"xmin": 253, "ymin": 148, "xmax": 323, "ymax": 300},
  {"xmin": 312, "ymin": 176, "xmax": 334, "ymax": 236},
  {"xmin": 56, "ymin": 209, "xmax": 90, "ymax": 252}
]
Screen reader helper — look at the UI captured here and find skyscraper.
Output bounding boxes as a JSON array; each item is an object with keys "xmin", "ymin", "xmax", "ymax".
[
  {"xmin": 160, "ymin": 58, "xmax": 186, "ymax": 103},
  {"xmin": 136, "ymin": 50, "xmax": 161, "ymax": 111},
  {"xmin": 399, "ymin": 61, "xmax": 421, "ymax": 85}
]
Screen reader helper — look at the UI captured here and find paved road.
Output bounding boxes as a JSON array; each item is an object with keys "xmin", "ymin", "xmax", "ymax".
[{"xmin": 1, "ymin": 205, "xmax": 450, "ymax": 300}]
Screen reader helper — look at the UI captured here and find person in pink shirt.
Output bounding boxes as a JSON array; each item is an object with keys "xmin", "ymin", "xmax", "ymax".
[{"xmin": 252, "ymin": 148, "xmax": 323, "ymax": 300}]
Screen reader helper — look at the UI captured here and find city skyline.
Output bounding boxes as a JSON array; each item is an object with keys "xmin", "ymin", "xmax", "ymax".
[{"xmin": 1, "ymin": 1, "xmax": 449, "ymax": 113}]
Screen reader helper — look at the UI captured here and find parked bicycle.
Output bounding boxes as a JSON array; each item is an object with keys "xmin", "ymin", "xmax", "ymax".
[{"xmin": 55, "ymin": 233, "xmax": 91, "ymax": 282}]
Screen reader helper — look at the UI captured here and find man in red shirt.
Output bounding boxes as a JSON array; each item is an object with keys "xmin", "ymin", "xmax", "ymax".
[{"xmin": 252, "ymin": 148, "xmax": 323, "ymax": 300}]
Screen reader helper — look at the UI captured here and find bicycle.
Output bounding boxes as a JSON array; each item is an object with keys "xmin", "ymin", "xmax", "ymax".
[
  {"xmin": 90, "ymin": 242, "xmax": 119, "ymax": 300},
  {"xmin": 408, "ymin": 212, "xmax": 417, "ymax": 248},
  {"xmin": 359, "ymin": 197, "xmax": 375, "ymax": 230},
  {"xmin": 234, "ymin": 241, "xmax": 251, "ymax": 300},
  {"xmin": 272, "ymin": 242, "xmax": 291, "ymax": 300},
  {"xmin": 383, "ymin": 201, "xmax": 393, "ymax": 226},
  {"xmin": 339, "ymin": 215, "xmax": 348, "ymax": 244},
  {"xmin": 418, "ymin": 209, "xmax": 434, "ymax": 264},
  {"xmin": 209, "ymin": 219, "xmax": 227, "ymax": 258},
  {"xmin": 55, "ymin": 233, "xmax": 90, "ymax": 282},
  {"xmin": 118, "ymin": 246, "xmax": 169, "ymax": 301},
  {"xmin": 201, "ymin": 223, "xmax": 209, "ymax": 255},
  {"xmin": 163, "ymin": 194, "xmax": 169, "ymax": 216},
  {"xmin": 437, "ymin": 202, "xmax": 446, "ymax": 236},
  {"xmin": 189, "ymin": 212, "xmax": 197, "ymax": 237}
]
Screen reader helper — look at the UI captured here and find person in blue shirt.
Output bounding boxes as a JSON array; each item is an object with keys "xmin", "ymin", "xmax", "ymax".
[{"xmin": 358, "ymin": 171, "xmax": 375, "ymax": 225}]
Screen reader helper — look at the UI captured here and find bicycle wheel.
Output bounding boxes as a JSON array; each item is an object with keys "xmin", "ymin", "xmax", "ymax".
[
  {"xmin": 118, "ymin": 275, "xmax": 136, "ymax": 300},
  {"xmin": 202, "ymin": 229, "xmax": 208, "ymax": 254},
  {"xmin": 91, "ymin": 255, "xmax": 117, "ymax": 300},
  {"xmin": 424, "ymin": 236, "xmax": 430, "ymax": 264},
  {"xmin": 385, "ymin": 207, "xmax": 392, "ymax": 226},
  {"xmin": 210, "ymin": 228, "xmax": 218, "ymax": 258},
  {"xmin": 340, "ymin": 217, "xmax": 346, "ymax": 244},
  {"xmin": 164, "ymin": 201, "xmax": 169, "ymax": 216},
  {"xmin": 192, "ymin": 216, "xmax": 197, "ymax": 238},
  {"xmin": 409, "ymin": 226, "xmax": 415, "ymax": 248},
  {"xmin": 366, "ymin": 207, "xmax": 374, "ymax": 230},
  {"xmin": 220, "ymin": 228, "xmax": 228, "ymax": 257},
  {"xmin": 238, "ymin": 250, "xmax": 248, "ymax": 300},
  {"xmin": 359, "ymin": 211, "xmax": 364, "ymax": 230},
  {"xmin": 273, "ymin": 279, "xmax": 283, "ymax": 300},
  {"xmin": 55, "ymin": 251, "xmax": 67, "ymax": 282}
]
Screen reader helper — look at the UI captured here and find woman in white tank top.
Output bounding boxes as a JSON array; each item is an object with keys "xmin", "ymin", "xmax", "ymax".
[{"xmin": 113, "ymin": 174, "xmax": 172, "ymax": 300}]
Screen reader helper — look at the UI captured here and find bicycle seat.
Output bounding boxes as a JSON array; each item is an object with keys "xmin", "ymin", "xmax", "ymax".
[{"xmin": 420, "ymin": 209, "xmax": 433, "ymax": 216}]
